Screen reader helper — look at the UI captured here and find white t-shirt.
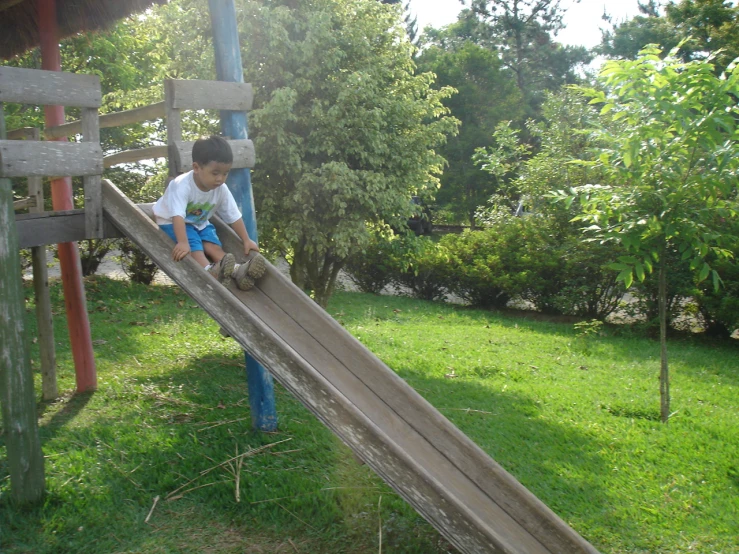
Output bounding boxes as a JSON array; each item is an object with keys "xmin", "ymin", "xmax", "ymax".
[{"xmin": 153, "ymin": 170, "xmax": 242, "ymax": 231}]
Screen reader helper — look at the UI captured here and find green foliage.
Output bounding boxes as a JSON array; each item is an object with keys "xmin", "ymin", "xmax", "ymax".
[
  {"xmin": 440, "ymin": 223, "xmax": 529, "ymax": 308},
  {"xmin": 439, "ymin": 213, "xmax": 626, "ymax": 318},
  {"xmin": 467, "ymin": 0, "xmax": 592, "ymax": 115},
  {"xmin": 564, "ymin": 45, "xmax": 739, "ymax": 295},
  {"xmin": 416, "ymin": 35, "xmax": 523, "ymax": 226},
  {"xmin": 144, "ymin": 0, "xmax": 458, "ymax": 306},
  {"xmin": 557, "ymin": 45, "xmax": 739, "ymax": 421},
  {"xmin": 695, "ymin": 227, "xmax": 739, "ymax": 337},
  {"xmin": 394, "ymin": 237, "xmax": 449, "ymax": 301},
  {"xmin": 472, "ymin": 121, "xmax": 531, "ymax": 203},
  {"xmin": 600, "ymin": 0, "xmax": 739, "ymax": 73},
  {"xmin": 76, "ymin": 240, "xmax": 115, "ymax": 277},
  {"xmin": 628, "ymin": 247, "xmax": 699, "ymax": 332},
  {"xmin": 344, "ymin": 230, "xmax": 420, "ymax": 294},
  {"xmin": 119, "ymin": 239, "xmax": 160, "ymax": 285}
]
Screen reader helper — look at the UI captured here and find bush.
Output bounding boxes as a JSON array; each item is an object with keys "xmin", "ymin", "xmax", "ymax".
[
  {"xmin": 440, "ymin": 221, "xmax": 532, "ymax": 309},
  {"xmin": 18, "ymin": 249, "xmax": 34, "ymax": 273},
  {"xmin": 120, "ymin": 239, "xmax": 159, "ymax": 285},
  {"xmin": 344, "ymin": 232, "xmax": 419, "ymax": 294},
  {"xmin": 552, "ymin": 238, "xmax": 626, "ymax": 319},
  {"xmin": 394, "ymin": 237, "xmax": 449, "ymax": 301},
  {"xmin": 77, "ymin": 239, "xmax": 115, "ymax": 276},
  {"xmin": 695, "ymin": 256, "xmax": 739, "ymax": 338},
  {"xmin": 439, "ymin": 217, "xmax": 627, "ymax": 317}
]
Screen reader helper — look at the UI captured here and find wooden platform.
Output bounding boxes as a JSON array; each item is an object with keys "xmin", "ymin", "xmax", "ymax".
[{"xmin": 101, "ymin": 179, "xmax": 600, "ymax": 554}]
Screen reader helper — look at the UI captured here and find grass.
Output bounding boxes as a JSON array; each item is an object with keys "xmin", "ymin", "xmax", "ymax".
[{"xmin": 1, "ymin": 276, "xmax": 738, "ymax": 553}]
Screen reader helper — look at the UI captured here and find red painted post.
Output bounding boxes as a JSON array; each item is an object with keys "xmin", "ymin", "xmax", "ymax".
[{"xmin": 38, "ymin": 0, "xmax": 97, "ymax": 392}]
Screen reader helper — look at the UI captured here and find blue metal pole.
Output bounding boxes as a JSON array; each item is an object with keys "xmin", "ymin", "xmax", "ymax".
[{"xmin": 208, "ymin": 0, "xmax": 277, "ymax": 432}]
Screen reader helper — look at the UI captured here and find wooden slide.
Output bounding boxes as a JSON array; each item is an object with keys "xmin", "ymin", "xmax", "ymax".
[{"xmin": 102, "ymin": 180, "xmax": 600, "ymax": 554}]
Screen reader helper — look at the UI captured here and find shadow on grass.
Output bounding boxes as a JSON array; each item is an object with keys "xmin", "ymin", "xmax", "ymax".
[{"xmin": 392, "ymin": 369, "xmax": 612, "ymax": 536}]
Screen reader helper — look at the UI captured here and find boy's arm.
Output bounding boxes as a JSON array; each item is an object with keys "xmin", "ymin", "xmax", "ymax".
[
  {"xmin": 171, "ymin": 216, "xmax": 191, "ymax": 261},
  {"xmin": 229, "ymin": 218, "xmax": 259, "ymax": 255}
]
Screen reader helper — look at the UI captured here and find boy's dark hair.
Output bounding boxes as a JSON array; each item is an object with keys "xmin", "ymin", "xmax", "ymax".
[{"xmin": 192, "ymin": 135, "xmax": 233, "ymax": 166}]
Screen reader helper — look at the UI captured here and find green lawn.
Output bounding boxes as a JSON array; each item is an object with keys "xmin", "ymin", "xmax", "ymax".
[{"xmin": 1, "ymin": 276, "xmax": 738, "ymax": 553}]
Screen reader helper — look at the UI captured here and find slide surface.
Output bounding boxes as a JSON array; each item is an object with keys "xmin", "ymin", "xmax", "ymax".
[{"xmin": 102, "ymin": 180, "xmax": 599, "ymax": 554}]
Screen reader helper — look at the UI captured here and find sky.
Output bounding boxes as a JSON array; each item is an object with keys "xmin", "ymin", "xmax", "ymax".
[{"xmin": 407, "ymin": 0, "xmax": 645, "ymax": 49}]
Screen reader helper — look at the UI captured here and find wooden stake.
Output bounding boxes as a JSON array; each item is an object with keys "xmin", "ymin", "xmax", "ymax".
[{"xmin": 0, "ymin": 104, "xmax": 45, "ymax": 504}]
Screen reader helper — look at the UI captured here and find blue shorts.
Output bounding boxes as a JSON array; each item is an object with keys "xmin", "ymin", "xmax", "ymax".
[{"xmin": 159, "ymin": 223, "xmax": 221, "ymax": 252}]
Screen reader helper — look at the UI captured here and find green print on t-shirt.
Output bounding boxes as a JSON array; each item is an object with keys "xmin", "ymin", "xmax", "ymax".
[{"xmin": 185, "ymin": 201, "xmax": 215, "ymax": 226}]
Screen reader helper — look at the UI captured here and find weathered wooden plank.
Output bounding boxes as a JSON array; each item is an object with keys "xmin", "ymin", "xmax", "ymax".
[
  {"xmin": 212, "ymin": 219, "xmax": 599, "ymax": 554},
  {"xmin": 110, "ymin": 181, "xmax": 600, "ymax": 554},
  {"xmin": 45, "ymin": 101, "xmax": 166, "ymax": 139},
  {"xmin": 171, "ymin": 138, "xmax": 254, "ymax": 173},
  {"xmin": 81, "ymin": 107, "xmax": 103, "ymax": 239},
  {"xmin": 0, "ymin": 66, "xmax": 101, "ymax": 108},
  {"xmin": 7, "ymin": 127, "xmax": 37, "ymax": 140},
  {"xmin": 0, "ymin": 140, "xmax": 103, "ymax": 178},
  {"xmin": 104, "ymin": 145, "xmax": 168, "ymax": 168},
  {"xmin": 26, "ymin": 165, "xmax": 57, "ymax": 401},
  {"xmin": 0, "ymin": 0, "xmax": 24, "ymax": 11},
  {"xmin": 167, "ymin": 79, "xmax": 253, "ymax": 111},
  {"xmin": 164, "ymin": 81, "xmax": 182, "ymax": 178},
  {"xmin": 0, "ymin": 102, "xmax": 45, "ymax": 505},
  {"xmin": 105, "ymin": 183, "xmax": 512, "ymax": 553},
  {"xmin": 14, "ymin": 209, "xmax": 123, "ymax": 248},
  {"xmin": 13, "ymin": 197, "xmax": 36, "ymax": 211},
  {"xmin": 32, "ymin": 245, "xmax": 57, "ymax": 400}
]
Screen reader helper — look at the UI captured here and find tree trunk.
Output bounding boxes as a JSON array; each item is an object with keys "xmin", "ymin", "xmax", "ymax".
[{"xmin": 658, "ymin": 261, "xmax": 670, "ymax": 423}]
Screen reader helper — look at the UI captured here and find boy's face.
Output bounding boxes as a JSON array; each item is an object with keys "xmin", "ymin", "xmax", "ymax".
[{"xmin": 192, "ymin": 161, "xmax": 232, "ymax": 192}]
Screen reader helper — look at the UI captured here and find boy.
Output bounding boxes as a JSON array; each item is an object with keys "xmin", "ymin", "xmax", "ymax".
[{"xmin": 153, "ymin": 135, "xmax": 265, "ymax": 290}]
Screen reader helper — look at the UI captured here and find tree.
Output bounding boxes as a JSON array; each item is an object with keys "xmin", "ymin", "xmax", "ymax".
[
  {"xmin": 417, "ymin": 32, "xmax": 523, "ymax": 226},
  {"xmin": 248, "ymin": 0, "xmax": 457, "ymax": 305},
  {"xmin": 600, "ymin": 0, "xmax": 739, "ymax": 72},
  {"xmin": 378, "ymin": 0, "xmax": 418, "ymax": 43},
  {"xmin": 147, "ymin": 0, "xmax": 458, "ymax": 305},
  {"xmin": 555, "ymin": 46, "xmax": 739, "ymax": 423},
  {"xmin": 465, "ymin": 0, "xmax": 590, "ymax": 115}
]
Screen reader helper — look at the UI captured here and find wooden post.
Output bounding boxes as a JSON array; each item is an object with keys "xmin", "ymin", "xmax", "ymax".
[
  {"xmin": 38, "ymin": 0, "xmax": 97, "ymax": 392},
  {"xmin": 26, "ymin": 128, "xmax": 57, "ymax": 401},
  {"xmin": 0, "ymin": 104, "xmax": 46, "ymax": 505},
  {"xmin": 208, "ymin": 0, "xmax": 277, "ymax": 432}
]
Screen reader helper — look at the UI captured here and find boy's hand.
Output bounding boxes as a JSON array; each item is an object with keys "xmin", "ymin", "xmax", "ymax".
[
  {"xmin": 243, "ymin": 238, "xmax": 260, "ymax": 255},
  {"xmin": 172, "ymin": 241, "xmax": 191, "ymax": 261}
]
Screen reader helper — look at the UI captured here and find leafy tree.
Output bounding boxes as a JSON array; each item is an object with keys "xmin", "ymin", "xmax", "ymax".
[
  {"xmin": 248, "ymin": 0, "xmax": 457, "ymax": 305},
  {"xmin": 555, "ymin": 46, "xmax": 739, "ymax": 423},
  {"xmin": 148, "ymin": 0, "xmax": 458, "ymax": 305},
  {"xmin": 464, "ymin": 0, "xmax": 591, "ymax": 115},
  {"xmin": 377, "ymin": 0, "xmax": 418, "ymax": 43},
  {"xmin": 417, "ymin": 34, "xmax": 523, "ymax": 226},
  {"xmin": 600, "ymin": 0, "xmax": 739, "ymax": 72}
]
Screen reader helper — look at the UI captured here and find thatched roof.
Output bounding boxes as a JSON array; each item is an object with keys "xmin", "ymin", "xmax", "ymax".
[{"xmin": 0, "ymin": 0, "xmax": 168, "ymax": 60}]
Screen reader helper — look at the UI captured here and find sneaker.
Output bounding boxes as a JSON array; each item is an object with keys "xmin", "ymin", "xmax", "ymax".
[
  {"xmin": 234, "ymin": 274, "xmax": 255, "ymax": 291},
  {"xmin": 233, "ymin": 253, "xmax": 266, "ymax": 290},
  {"xmin": 208, "ymin": 253, "xmax": 236, "ymax": 283}
]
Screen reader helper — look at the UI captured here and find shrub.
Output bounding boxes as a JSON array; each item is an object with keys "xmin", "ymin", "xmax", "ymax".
[
  {"xmin": 695, "ymin": 253, "xmax": 739, "ymax": 338},
  {"xmin": 394, "ymin": 237, "xmax": 449, "ymax": 301},
  {"xmin": 77, "ymin": 239, "xmax": 115, "ymax": 276},
  {"xmin": 552, "ymin": 238, "xmax": 626, "ymax": 319},
  {"xmin": 120, "ymin": 239, "xmax": 159, "ymax": 285},
  {"xmin": 440, "ymin": 221, "xmax": 533, "ymax": 309},
  {"xmin": 344, "ymin": 232, "xmax": 420, "ymax": 294}
]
